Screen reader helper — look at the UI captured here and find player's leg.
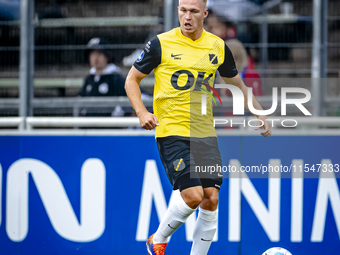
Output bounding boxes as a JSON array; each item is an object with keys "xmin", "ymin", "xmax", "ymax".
[
  {"xmin": 190, "ymin": 137, "xmax": 222, "ymax": 255},
  {"xmin": 190, "ymin": 186, "xmax": 219, "ymax": 255},
  {"xmin": 180, "ymin": 184, "xmax": 204, "ymax": 209},
  {"xmin": 147, "ymin": 137, "xmax": 203, "ymax": 255},
  {"xmin": 152, "ymin": 184, "xmax": 203, "ymax": 243},
  {"xmin": 148, "ymin": 179, "xmax": 203, "ymax": 255}
]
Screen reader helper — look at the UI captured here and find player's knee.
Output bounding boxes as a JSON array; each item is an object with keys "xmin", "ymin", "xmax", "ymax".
[
  {"xmin": 181, "ymin": 187, "xmax": 204, "ymax": 209},
  {"xmin": 207, "ymin": 194, "xmax": 219, "ymax": 208},
  {"xmin": 188, "ymin": 193, "xmax": 204, "ymax": 208},
  {"xmin": 201, "ymin": 191, "xmax": 219, "ymax": 211}
]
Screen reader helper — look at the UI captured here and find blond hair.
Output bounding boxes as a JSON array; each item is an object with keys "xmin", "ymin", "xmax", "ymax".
[{"xmin": 179, "ymin": 0, "xmax": 207, "ymax": 8}]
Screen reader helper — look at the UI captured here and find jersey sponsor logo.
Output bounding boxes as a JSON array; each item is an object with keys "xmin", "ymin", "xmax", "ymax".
[
  {"xmin": 196, "ymin": 72, "xmax": 222, "ymax": 106},
  {"xmin": 209, "ymin": 54, "xmax": 218, "ymax": 64},
  {"xmin": 170, "ymin": 70, "xmax": 195, "ymax": 90},
  {"xmin": 136, "ymin": 51, "xmax": 145, "ymax": 62},
  {"xmin": 170, "ymin": 70, "xmax": 223, "ymax": 106}
]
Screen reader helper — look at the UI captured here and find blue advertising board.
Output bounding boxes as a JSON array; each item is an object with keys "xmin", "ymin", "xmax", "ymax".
[{"xmin": 0, "ymin": 135, "xmax": 339, "ymax": 255}]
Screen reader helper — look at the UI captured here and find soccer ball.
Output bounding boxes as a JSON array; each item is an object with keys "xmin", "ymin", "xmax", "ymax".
[{"xmin": 262, "ymin": 247, "xmax": 292, "ymax": 255}]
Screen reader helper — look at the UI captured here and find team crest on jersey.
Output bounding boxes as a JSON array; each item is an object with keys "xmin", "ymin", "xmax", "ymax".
[
  {"xmin": 209, "ymin": 54, "xmax": 218, "ymax": 64},
  {"xmin": 137, "ymin": 51, "xmax": 145, "ymax": 62}
]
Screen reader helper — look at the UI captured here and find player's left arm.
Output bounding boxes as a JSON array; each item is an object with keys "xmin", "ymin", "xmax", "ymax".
[{"xmin": 222, "ymin": 74, "xmax": 271, "ymax": 137}]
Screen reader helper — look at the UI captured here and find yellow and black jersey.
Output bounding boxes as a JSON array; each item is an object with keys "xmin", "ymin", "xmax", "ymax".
[{"xmin": 134, "ymin": 27, "xmax": 238, "ymax": 138}]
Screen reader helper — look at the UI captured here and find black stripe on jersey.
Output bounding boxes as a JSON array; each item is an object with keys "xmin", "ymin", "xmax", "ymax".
[
  {"xmin": 217, "ymin": 43, "xmax": 238, "ymax": 78},
  {"xmin": 133, "ymin": 36, "xmax": 161, "ymax": 75}
]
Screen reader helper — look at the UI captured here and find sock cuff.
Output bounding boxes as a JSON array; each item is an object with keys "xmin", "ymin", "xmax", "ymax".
[
  {"xmin": 198, "ymin": 207, "xmax": 218, "ymax": 222},
  {"xmin": 176, "ymin": 195, "xmax": 197, "ymax": 216}
]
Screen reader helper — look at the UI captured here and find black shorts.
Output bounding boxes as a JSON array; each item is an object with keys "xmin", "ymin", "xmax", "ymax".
[{"xmin": 157, "ymin": 136, "xmax": 223, "ymax": 191}]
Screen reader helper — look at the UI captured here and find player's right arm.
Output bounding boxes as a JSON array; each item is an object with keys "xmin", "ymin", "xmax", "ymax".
[
  {"xmin": 125, "ymin": 66, "xmax": 158, "ymax": 130},
  {"xmin": 125, "ymin": 36, "xmax": 161, "ymax": 130}
]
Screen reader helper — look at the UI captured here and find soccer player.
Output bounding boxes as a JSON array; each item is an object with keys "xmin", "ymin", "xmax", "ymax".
[{"xmin": 125, "ymin": 0, "xmax": 271, "ymax": 254}]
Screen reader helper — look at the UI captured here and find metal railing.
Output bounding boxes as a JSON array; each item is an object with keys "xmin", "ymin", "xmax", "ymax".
[
  {"xmin": 0, "ymin": 77, "xmax": 155, "ymax": 88},
  {"xmin": 1, "ymin": 116, "xmax": 339, "ymax": 131},
  {"xmin": 1, "ymin": 95, "xmax": 340, "ymax": 117},
  {"xmin": 0, "ymin": 117, "xmax": 25, "ymax": 129},
  {"xmin": 0, "ymin": 16, "xmax": 160, "ymax": 28}
]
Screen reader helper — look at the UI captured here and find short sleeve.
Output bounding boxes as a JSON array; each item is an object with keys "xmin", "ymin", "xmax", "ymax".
[
  {"xmin": 133, "ymin": 36, "xmax": 161, "ymax": 75},
  {"xmin": 217, "ymin": 43, "xmax": 238, "ymax": 78}
]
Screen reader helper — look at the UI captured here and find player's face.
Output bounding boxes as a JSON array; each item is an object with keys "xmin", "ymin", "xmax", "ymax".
[
  {"xmin": 178, "ymin": 0, "xmax": 208, "ymax": 40},
  {"xmin": 89, "ymin": 50, "xmax": 108, "ymax": 71}
]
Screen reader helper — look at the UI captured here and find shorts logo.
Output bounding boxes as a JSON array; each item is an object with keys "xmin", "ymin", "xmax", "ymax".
[
  {"xmin": 173, "ymin": 158, "xmax": 185, "ymax": 171},
  {"xmin": 136, "ymin": 51, "xmax": 145, "ymax": 62}
]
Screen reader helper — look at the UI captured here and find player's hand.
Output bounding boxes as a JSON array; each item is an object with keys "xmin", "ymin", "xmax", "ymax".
[
  {"xmin": 255, "ymin": 115, "xmax": 271, "ymax": 137},
  {"xmin": 138, "ymin": 111, "xmax": 159, "ymax": 130}
]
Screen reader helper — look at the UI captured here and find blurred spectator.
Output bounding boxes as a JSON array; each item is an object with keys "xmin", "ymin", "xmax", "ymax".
[
  {"xmin": 122, "ymin": 23, "xmax": 164, "ymax": 67},
  {"xmin": 205, "ymin": 11, "xmax": 263, "ymax": 97},
  {"xmin": 79, "ymin": 37, "xmax": 126, "ymax": 97},
  {"xmin": 206, "ymin": 0, "xmax": 262, "ymax": 21},
  {"xmin": 79, "ymin": 37, "xmax": 127, "ymax": 117}
]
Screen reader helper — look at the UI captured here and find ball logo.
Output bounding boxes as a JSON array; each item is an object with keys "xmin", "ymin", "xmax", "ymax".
[{"xmin": 137, "ymin": 51, "xmax": 145, "ymax": 62}]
